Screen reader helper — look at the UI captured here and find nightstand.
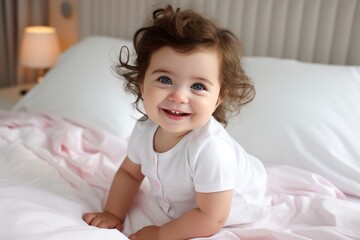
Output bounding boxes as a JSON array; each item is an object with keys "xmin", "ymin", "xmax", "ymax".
[{"xmin": 0, "ymin": 83, "xmax": 35, "ymax": 110}]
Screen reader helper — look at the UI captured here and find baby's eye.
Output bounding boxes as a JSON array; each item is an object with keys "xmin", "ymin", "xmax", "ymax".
[
  {"xmin": 191, "ymin": 83, "xmax": 207, "ymax": 91},
  {"xmin": 158, "ymin": 76, "xmax": 172, "ymax": 85}
]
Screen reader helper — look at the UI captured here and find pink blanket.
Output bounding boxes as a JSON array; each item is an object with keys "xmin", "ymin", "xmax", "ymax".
[{"xmin": 0, "ymin": 110, "xmax": 359, "ymax": 240}]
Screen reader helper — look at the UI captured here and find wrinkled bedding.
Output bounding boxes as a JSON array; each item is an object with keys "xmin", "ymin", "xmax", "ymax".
[{"xmin": 1, "ymin": 110, "xmax": 359, "ymax": 240}]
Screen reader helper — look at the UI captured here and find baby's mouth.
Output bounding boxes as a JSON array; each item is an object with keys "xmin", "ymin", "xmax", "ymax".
[{"xmin": 163, "ymin": 109, "xmax": 191, "ymax": 117}]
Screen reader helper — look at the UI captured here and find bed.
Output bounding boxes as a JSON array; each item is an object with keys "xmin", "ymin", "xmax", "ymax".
[{"xmin": 1, "ymin": 0, "xmax": 360, "ymax": 239}]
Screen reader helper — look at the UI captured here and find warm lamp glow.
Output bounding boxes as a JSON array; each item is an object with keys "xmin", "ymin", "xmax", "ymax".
[{"xmin": 20, "ymin": 26, "xmax": 60, "ymax": 82}]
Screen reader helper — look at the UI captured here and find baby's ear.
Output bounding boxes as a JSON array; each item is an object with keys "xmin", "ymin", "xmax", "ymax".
[
  {"xmin": 139, "ymin": 80, "xmax": 144, "ymax": 95},
  {"xmin": 216, "ymin": 97, "xmax": 223, "ymax": 109}
]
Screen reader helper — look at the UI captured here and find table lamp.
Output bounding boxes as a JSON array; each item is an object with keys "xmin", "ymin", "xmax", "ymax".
[{"xmin": 20, "ymin": 26, "xmax": 60, "ymax": 83}]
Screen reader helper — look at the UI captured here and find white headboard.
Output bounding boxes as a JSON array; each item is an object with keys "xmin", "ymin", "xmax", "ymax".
[{"xmin": 50, "ymin": 0, "xmax": 360, "ymax": 65}]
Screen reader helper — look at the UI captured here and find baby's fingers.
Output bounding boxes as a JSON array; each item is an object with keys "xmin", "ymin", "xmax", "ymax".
[
  {"xmin": 83, "ymin": 212, "xmax": 122, "ymax": 230},
  {"xmin": 128, "ymin": 233, "xmax": 138, "ymax": 240},
  {"xmin": 83, "ymin": 213, "xmax": 103, "ymax": 226},
  {"xmin": 83, "ymin": 213, "xmax": 96, "ymax": 224}
]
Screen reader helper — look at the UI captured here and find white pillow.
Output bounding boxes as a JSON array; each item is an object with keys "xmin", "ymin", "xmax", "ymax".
[
  {"xmin": 14, "ymin": 36, "xmax": 141, "ymax": 138},
  {"xmin": 226, "ymin": 57, "xmax": 360, "ymax": 197}
]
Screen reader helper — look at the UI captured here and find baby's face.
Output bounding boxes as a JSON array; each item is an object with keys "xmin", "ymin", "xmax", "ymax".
[{"xmin": 141, "ymin": 46, "xmax": 222, "ymax": 136}]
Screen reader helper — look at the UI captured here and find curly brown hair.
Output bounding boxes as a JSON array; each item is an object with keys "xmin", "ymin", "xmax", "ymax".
[{"xmin": 114, "ymin": 5, "xmax": 255, "ymax": 126}]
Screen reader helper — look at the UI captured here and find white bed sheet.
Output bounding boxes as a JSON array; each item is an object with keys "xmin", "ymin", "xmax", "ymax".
[
  {"xmin": 0, "ymin": 110, "xmax": 128, "ymax": 240},
  {"xmin": 1, "ymin": 110, "xmax": 359, "ymax": 240}
]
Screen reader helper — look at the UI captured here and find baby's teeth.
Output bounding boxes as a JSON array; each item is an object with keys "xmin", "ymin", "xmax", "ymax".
[{"xmin": 171, "ymin": 110, "xmax": 182, "ymax": 115}]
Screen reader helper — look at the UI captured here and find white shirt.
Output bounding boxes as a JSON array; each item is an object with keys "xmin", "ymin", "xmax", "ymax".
[{"xmin": 127, "ymin": 117, "xmax": 268, "ymax": 226}]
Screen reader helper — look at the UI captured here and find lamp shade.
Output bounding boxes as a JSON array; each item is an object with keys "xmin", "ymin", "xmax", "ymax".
[{"xmin": 20, "ymin": 26, "xmax": 60, "ymax": 68}]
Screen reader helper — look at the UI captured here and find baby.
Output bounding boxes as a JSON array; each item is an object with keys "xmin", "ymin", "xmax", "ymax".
[{"xmin": 84, "ymin": 4, "xmax": 268, "ymax": 240}]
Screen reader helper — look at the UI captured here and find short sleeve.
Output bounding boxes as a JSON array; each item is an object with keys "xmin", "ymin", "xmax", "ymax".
[
  {"xmin": 192, "ymin": 137, "xmax": 238, "ymax": 193},
  {"xmin": 127, "ymin": 120, "xmax": 141, "ymax": 165}
]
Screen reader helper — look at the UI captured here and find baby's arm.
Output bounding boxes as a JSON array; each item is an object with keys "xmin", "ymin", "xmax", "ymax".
[
  {"xmin": 83, "ymin": 157, "xmax": 144, "ymax": 230},
  {"xmin": 159, "ymin": 190, "xmax": 232, "ymax": 239},
  {"xmin": 130, "ymin": 190, "xmax": 232, "ymax": 240}
]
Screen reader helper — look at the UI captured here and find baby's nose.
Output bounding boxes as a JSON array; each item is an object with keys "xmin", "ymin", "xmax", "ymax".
[{"xmin": 168, "ymin": 88, "xmax": 189, "ymax": 104}]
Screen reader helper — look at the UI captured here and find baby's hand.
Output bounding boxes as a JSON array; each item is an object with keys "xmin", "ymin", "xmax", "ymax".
[
  {"xmin": 83, "ymin": 212, "xmax": 123, "ymax": 231},
  {"xmin": 129, "ymin": 225, "xmax": 160, "ymax": 240}
]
